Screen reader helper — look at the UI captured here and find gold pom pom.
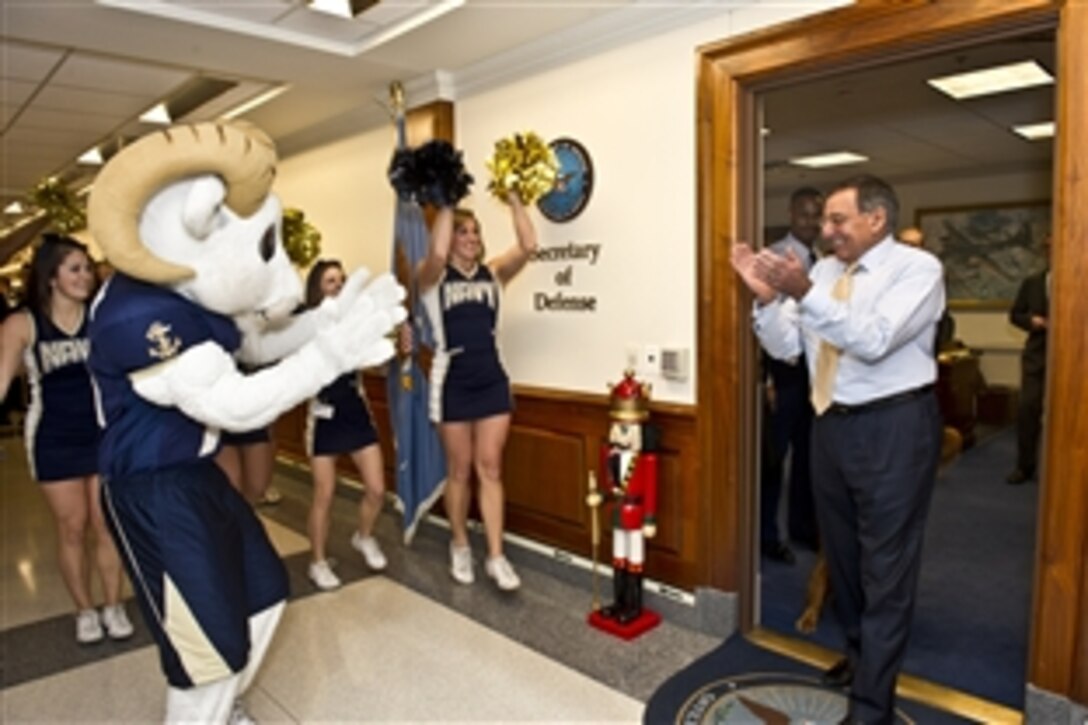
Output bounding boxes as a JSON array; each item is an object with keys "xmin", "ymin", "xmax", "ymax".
[
  {"xmin": 485, "ymin": 132, "xmax": 558, "ymax": 205},
  {"xmin": 282, "ymin": 208, "xmax": 322, "ymax": 268},
  {"xmin": 30, "ymin": 177, "xmax": 86, "ymax": 233}
]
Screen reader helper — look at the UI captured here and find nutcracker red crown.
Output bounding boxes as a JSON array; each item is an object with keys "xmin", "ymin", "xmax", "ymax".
[{"xmin": 608, "ymin": 369, "xmax": 652, "ymax": 422}]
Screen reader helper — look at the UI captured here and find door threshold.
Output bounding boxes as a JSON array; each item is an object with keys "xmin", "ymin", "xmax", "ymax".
[{"xmin": 747, "ymin": 627, "xmax": 1022, "ymax": 724}]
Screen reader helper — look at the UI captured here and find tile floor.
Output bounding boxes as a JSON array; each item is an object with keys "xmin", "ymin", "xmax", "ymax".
[{"xmin": 0, "ymin": 435, "xmax": 719, "ymax": 722}]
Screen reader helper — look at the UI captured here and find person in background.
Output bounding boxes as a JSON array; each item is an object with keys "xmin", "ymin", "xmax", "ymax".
[
  {"xmin": 1006, "ymin": 234, "xmax": 1051, "ymax": 485},
  {"xmin": 761, "ymin": 187, "xmax": 824, "ymax": 564},
  {"xmin": 417, "ymin": 195, "xmax": 538, "ymax": 591},
  {"xmin": 0, "ymin": 234, "xmax": 134, "ymax": 643},
  {"xmin": 303, "ymin": 259, "xmax": 389, "ymax": 590},
  {"xmin": 0, "ymin": 276, "xmax": 15, "ymax": 427},
  {"xmin": 216, "ymin": 426, "xmax": 282, "ymax": 505},
  {"xmin": 733, "ymin": 175, "xmax": 944, "ymax": 723}
]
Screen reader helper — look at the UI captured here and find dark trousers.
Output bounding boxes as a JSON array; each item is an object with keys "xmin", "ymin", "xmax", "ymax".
[
  {"xmin": 761, "ymin": 366, "xmax": 818, "ymax": 548},
  {"xmin": 1016, "ymin": 365, "xmax": 1044, "ymax": 475},
  {"xmin": 811, "ymin": 393, "xmax": 941, "ymax": 724}
]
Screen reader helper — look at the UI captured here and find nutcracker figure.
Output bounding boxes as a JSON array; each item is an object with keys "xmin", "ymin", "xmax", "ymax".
[{"xmin": 588, "ymin": 370, "xmax": 661, "ymax": 637}]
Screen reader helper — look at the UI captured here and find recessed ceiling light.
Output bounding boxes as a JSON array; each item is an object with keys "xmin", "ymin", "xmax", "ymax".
[
  {"xmin": 307, "ymin": 0, "xmax": 378, "ymax": 19},
  {"xmin": 928, "ymin": 60, "xmax": 1053, "ymax": 100},
  {"xmin": 78, "ymin": 147, "xmax": 104, "ymax": 165},
  {"xmin": 4, "ymin": 201, "xmax": 25, "ymax": 215},
  {"xmin": 139, "ymin": 102, "xmax": 172, "ymax": 125},
  {"xmin": 789, "ymin": 151, "xmax": 868, "ymax": 169},
  {"xmin": 1012, "ymin": 121, "xmax": 1055, "ymax": 140}
]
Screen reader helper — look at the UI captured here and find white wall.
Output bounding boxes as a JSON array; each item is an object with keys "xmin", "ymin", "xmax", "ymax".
[
  {"xmin": 275, "ymin": 0, "xmax": 848, "ymax": 404},
  {"xmin": 274, "ymin": 125, "xmax": 401, "ymax": 284}
]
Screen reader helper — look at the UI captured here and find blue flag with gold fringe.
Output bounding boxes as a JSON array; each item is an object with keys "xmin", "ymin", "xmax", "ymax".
[{"xmin": 388, "ymin": 114, "xmax": 447, "ymax": 544}]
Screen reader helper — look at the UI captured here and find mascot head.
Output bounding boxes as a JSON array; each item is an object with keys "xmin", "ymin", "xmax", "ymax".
[{"xmin": 88, "ymin": 121, "xmax": 301, "ymax": 321}]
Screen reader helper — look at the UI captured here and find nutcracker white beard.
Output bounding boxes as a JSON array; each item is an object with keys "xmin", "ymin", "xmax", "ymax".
[{"xmin": 609, "ymin": 420, "xmax": 642, "ymax": 452}]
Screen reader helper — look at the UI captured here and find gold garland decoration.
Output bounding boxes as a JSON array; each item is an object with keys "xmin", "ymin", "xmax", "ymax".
[
  {"xmin": 282, "ymin": 208, "xmax": 322, "ymax": 268},
  {"xmin": 485, "ymin": 132, "xmax": 558, "ymax": 205},
  {"xmin": 30, "ymin": 177, "xmax": 86, "ymax": 233}
]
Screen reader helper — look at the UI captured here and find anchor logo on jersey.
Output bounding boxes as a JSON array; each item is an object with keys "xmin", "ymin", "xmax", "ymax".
[{"xmin": 146, "ymin": 321, "xmax": 182, "ymax": 360}]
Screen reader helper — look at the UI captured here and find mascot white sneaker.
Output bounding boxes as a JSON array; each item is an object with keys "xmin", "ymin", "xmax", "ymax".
[{"xmin": 86, "ymin": 121, "xmax": 405, "ymax": 724}]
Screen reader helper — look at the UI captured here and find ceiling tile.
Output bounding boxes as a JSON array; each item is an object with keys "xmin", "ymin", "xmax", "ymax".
[
  {"xmin": 1, "ymin": 79, "xmax": 40, "ymax": 107},
  {"xmin": 51, "ymin": 52, "xmax": 191, "ymax": 96},
  {"xmin": 0, "ymin": 40, "xmax": 64, "ymax": 82},
  {"xmin": 16, "ymin": 105, "xmax": 121, "ymax": 134},
  {"xmin": 0, "ymin": 104, "xmax": 18, "ymax": 126},
  {"xmin": 30, "ymin": 85, "xmax": 151, "ymax": 116}
]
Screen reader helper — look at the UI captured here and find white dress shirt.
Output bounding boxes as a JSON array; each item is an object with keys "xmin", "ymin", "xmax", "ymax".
[{"xmin": 753, "ymin": 236, "xmax": 945, "ymax": 406}]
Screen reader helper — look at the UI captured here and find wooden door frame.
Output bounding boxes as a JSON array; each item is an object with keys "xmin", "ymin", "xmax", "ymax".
[{"xmin": 696, "ymin": 0, "xmax": 1088, "ymax": 703}]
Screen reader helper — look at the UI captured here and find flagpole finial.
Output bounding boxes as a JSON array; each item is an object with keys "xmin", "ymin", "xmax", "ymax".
[{"xmin": 389, "ymin": 82, "xmax": 405, "ymax": 115}]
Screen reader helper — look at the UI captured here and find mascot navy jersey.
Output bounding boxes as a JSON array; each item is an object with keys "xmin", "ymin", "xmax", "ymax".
[
  {"xmin": 22, "ymin": 308, "xmax": 99, "ymax": 481},
  {"xmin": 422, "ymin": 264, "xmax": 511, "ymax": 422},
  {"xmin": 89, "ymin": 273, "xmax": 241, "ymax": 478}
]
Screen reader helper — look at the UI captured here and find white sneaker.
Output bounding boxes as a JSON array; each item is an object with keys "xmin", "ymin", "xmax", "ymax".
[
  {"xmin": 351, "ymin": 532, "xmax": 387, "ymax": 571},
  {"xmin": 308, "ymin": 559, "xmax": 341, "ymax": 591},
  {"xmin": 76, "ymin": 608, "xmax": 104, "ymax": 644},
  {"xmin": 485, "ymin": 555, "xmax": 521, "ymax": 591},
  {"xmin": 258, "ymin": 486, "xmax": 282, "ymax": 505},
  {"xmin": 101, "ymin": 603, "xmax": 134, "ymax": 640},
  {"xmin": 449, "ymin": 543, "xmax": 474, "ymax": 585}
]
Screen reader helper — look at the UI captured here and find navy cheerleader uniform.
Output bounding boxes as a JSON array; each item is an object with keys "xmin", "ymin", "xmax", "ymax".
[
  {"xmin": 422, "ymin": 264, "xmax": 512, "ymax": 423},
  {"xmin": 89, "ymin": 274, "xmax": 287, "ymax": 689},
  {"xmin": 22, "ymin": 308, "xmax": 99, "ymax": 482},
  {"xmin": 306, "ymin": 372, "xmax": 379, "ymax": 456}
]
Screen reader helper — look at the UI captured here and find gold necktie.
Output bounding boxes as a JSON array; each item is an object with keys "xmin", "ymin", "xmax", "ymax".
[{"xmin": 811, "ymin": 263, "xmax": 858, "ymax": 415}]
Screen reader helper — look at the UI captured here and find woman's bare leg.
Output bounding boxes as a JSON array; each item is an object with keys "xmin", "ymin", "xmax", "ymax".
[
  {"xmin": 472, "ymin": 414, "xmax": 511, "ymax": 559},
  {"xmin": 439, "ymin": 422, "xmax": 474, "ymax": 547}
]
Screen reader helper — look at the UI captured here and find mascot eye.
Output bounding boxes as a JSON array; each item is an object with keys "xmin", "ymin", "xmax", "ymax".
[{"xmin": 259, "ymin": 224, "xmax": 276, "ymax": 263}]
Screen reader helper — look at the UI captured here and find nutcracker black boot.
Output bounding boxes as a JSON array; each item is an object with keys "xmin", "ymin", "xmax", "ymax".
[
  {"xmin": 601, "ymin": 567, "xmax": 628, "ymax": 619},
  {"xmin": 618, "ymin": 571, "xmax": 644, "ymax": 624}
]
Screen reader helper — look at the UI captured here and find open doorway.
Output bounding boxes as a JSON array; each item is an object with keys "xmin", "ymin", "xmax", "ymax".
[
  {"xmin": 697, "ymin": 1, "xmax": 1088, "ymax": 720},
  {"xmin": 754, "ymin": 31, "xmax": 1053, "ymax": 711}
]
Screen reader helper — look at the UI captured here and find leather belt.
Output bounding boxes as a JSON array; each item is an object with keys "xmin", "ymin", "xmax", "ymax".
[{"xmin": 825, "ymin": 384, "xmax": 934, "ymax": 416}]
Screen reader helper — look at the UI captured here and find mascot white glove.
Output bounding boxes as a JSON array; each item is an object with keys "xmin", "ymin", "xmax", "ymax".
[
  {"xmin": 235, "ymin": 267, "xmax": 391, "ymax": 365},
  {"xmin": 134, "ymin": 270, "xmax": 406, "ymax": 432}
]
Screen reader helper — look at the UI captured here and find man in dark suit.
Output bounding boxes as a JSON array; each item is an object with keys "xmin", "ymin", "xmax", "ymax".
[{"xmin": 1006, "ymin": 236, "xmax": 1050, "ymax": 485}]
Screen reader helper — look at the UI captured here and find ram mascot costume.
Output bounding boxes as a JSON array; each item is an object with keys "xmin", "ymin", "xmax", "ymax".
[{"xmin": 86, "ymin": 121, "xmax": 405, "ymax": 723}]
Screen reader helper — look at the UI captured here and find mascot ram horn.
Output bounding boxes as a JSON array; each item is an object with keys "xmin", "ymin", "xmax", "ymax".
[{"xmin": 86, "ymin": 120, "xmax": 405, "ymax": 724}]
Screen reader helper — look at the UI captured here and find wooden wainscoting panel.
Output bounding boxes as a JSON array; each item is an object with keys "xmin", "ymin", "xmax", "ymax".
[
  {"xmin": 272, "ymin": 380, "xmax": 701, "ymax": 591},
  {"xmin": 504, "ymin": 425, "xmax": 588, "ymax": 528}
]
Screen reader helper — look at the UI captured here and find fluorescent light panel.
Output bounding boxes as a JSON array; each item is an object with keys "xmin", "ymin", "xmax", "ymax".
[
  {"xmin": 78, "ymin": 147, "xmax": 104, "ymax": 165},
  {"xmin": 1013, "ymin": 121, "xmax": 1055, "ymax": 140},
  {"xmin": 307, "ymin": 0, "xmax": 353, "ymax": 19},
  {"xmin": 97, "ymin": 0, "xmax": 463, "ymax": 57},
  {"xmin": 221, "ymin": 85, "xmax": 291, "ymax": 120},
  {"xmin": 928, "ymin": 60, "xmax": 1053, "ymax": 100},
  {"xmin": 139, "ymin": 102, "xmax": 172, "ymax": 125},
  {"xmin": 789, "ymin": 151, "xmax": 868, "ymax": 169}
]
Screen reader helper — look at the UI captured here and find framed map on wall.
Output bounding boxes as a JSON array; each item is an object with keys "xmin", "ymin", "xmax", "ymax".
[{"xmin": 916, "ymin": 200, "xmax": 1051, "ymax": 309}]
